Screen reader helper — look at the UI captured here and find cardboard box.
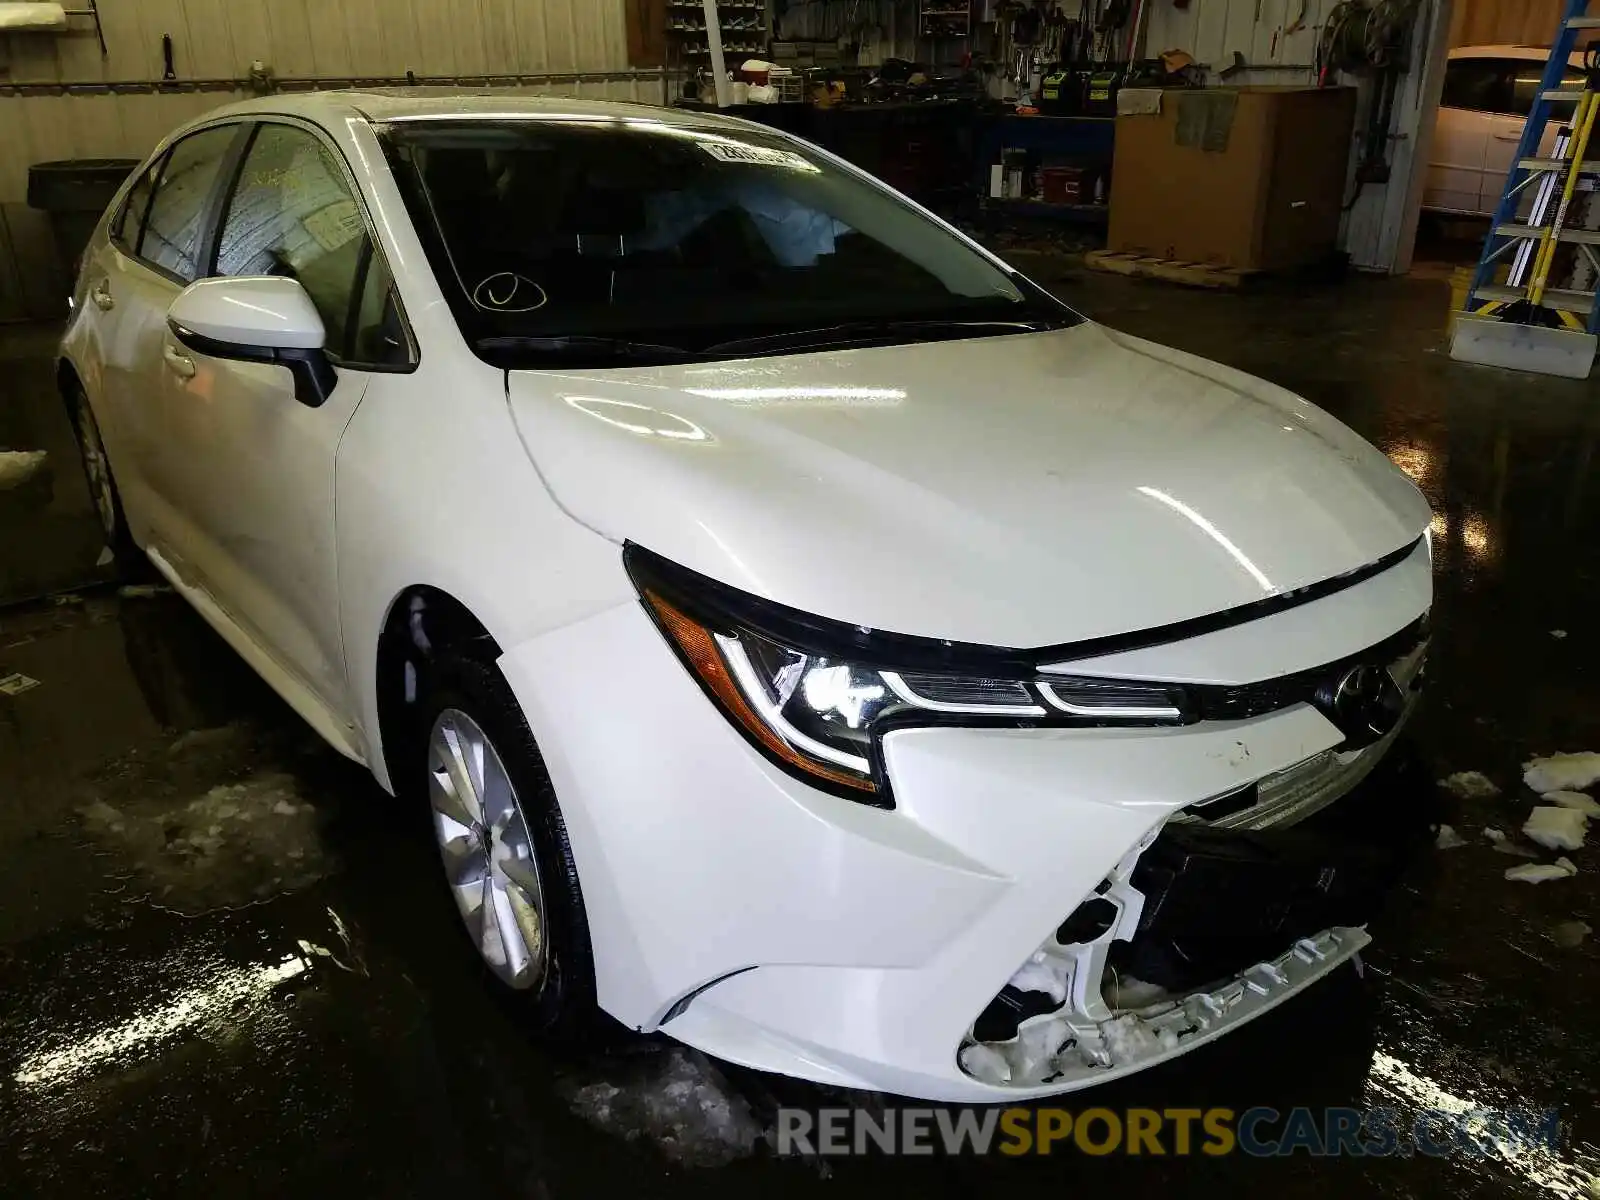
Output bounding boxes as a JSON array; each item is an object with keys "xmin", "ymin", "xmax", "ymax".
[{"xmin": 1107, "ymin": 86, "xmax": 1357, "ymax": 272}]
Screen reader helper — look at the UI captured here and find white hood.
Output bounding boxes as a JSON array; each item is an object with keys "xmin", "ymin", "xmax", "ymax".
[{"xmin": 507, "ymin": 322, "xmax": 1430, "ymax": 648}]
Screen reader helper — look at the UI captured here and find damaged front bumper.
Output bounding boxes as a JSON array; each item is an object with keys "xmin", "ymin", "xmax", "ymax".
[
  {"xmin": 959, "ymin": 647, "xmax": 1427, "ymax": 1092},
  {"xmin": 958, "ymin": 801, "xmax": 1418, "ymax": 1088},
  {"xmin": 500, "ymin": 550, "xmax": 1431, "ymax": 1103}
]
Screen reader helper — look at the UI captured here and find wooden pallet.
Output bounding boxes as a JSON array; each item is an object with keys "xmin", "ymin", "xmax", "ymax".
[{"xmin": 1085, "ymin": 250, "xmax": 1256, "ymax": 289}]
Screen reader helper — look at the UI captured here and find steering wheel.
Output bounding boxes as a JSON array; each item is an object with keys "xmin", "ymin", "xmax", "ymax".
[{"xmin": 471, "ymin": 272, "xmax": 548, "ymax": 314}]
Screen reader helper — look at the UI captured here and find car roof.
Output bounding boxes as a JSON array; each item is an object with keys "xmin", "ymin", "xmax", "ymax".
[
  {"xmin": 1449, "ymin": 43, "xmax": 1584, "ymax": 64},
  {"xmin": 196, "ymin": 89, "xmax": 731, "ymax": 131}
]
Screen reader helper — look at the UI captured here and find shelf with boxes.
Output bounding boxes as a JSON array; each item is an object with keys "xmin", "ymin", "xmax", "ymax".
[
  {"xmin": 661, "ymin": 1, "xmax": 769, "ymax": 65},
  {"xmin": 919, "ymin": 0, "xmax": 971, "ymax": 39}
]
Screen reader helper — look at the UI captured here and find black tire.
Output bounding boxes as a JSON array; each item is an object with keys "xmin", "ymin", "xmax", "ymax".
[
  {"xmin": 62, "ymin": 380, "xmax": 139, "ymax": 570},
  {"xmin": 417, "ymin": 653, "xmax": 601, "ymax": 1041}
]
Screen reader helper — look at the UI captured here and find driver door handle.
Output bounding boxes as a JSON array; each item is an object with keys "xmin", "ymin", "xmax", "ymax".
[
  {"xmin": 89, "ymin": 281, "xmax": 114, "ymax": 311},
  {"xmin": 162, "ymin": 343, "xmax": 196, "ymax": 379}
]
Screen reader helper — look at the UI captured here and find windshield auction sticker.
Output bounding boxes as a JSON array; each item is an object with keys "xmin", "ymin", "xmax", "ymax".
[{"xmin": 700, "ymin": 143, "xmax": 819, "ymax": 172}]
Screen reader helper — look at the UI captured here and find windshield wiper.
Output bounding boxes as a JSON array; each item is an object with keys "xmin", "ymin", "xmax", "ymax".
[
  {"xmin": 475, "ymin": 335, "xmax": 704, "ymax": 363},
  {"xmin": 705, "ymin": 318, "xmax": 1059, "ymax": 357}
]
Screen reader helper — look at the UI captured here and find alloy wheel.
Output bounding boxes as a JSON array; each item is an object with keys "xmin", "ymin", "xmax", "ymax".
[{"xmin": 427, "ymin": 708, "xmax": 549, "ymax": 990}]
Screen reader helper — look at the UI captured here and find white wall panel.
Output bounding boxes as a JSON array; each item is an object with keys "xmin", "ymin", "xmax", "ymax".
[{"xmin": 1144, "ymin": 0, "xmax": 1346, "ymax": 82}]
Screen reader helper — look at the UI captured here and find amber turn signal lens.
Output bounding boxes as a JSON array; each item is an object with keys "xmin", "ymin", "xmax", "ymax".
[{"xmin": 642, "ymin": 589, "xmax": 877, "ymax": 794}]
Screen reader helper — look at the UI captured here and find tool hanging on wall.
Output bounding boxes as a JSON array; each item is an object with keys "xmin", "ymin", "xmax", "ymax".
[
  {"xmin": 1452, "ymin": 0, "xmax": 1600, "ymax": 379},
  {"xmin": 1316, "ymin": 0, "xmax": 1421, "ymax": 197}
]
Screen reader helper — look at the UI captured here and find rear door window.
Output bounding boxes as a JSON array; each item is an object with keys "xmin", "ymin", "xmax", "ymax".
[{"xmin": 140, "ymin": 125, "xmax": 241, "ymax": 282}]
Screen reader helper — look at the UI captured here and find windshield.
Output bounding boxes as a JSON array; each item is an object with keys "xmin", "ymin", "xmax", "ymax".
[{"xmin": 379, "ymin": 117, "xmax": 1077, "ymax": 365}]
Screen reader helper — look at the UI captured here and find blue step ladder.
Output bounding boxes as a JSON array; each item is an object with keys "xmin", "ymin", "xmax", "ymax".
[{"xmin": 1451, "ymin": 0, "xmax": 1600, "ymax": 378}]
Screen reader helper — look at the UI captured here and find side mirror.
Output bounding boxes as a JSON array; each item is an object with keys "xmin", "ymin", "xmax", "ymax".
[{"xmin": 167, "ymin": 276, "xmax": 337, "ymax": 407}]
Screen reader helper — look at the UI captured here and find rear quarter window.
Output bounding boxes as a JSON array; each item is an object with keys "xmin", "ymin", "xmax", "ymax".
[{"xmin": 111, "ymin": 159, "xmax": 162, "ymax": 253}]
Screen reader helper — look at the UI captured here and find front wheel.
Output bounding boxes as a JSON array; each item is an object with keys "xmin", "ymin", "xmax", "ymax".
[{"xmin": 419, "ymin": 655, "xmax": 600, "ymax": 1039}]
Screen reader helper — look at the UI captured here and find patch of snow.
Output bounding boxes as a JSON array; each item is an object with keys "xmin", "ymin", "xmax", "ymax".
[
  {"xmin": 76, "ymin": 771, "xmax": 327, "ymax": 911},
  {"xmin": 1008, "ymin": 951, "xmax": 1071, "ymax": 1003},
  {"xmin": 1551, "ymin": 920, "xmax": 1591, "ymax": 949},
  {"xmin": 563, "ymin": 1048, "xmax": 764, "ymax": 1166},
  {"xmin": 1543, "ymin": 789, "xmax": 1600, "ymax": 817},
  {"xmin": 1504, "ymin": 858, "xmax": 1578, "ymax": 884},
  {"xmin": 0, "ymin": 449, "xmax": 47, "ymax": 490},
  {"xmin": 1523, "ymin": 752, "xmax": 1600, "ymax": 794},
  {"xmin": 95, "ymin": 545, "xmax": 114, "ymax": 567},
  {"xmin": 1523, "ymin": 806, "xmax": 1589, "ymax": 852},
  {"xmin": 1435, "ymin": 824, "xmax": 1467, "ymax": 850},
  {"xmin": 1438, "ymin": 771, "xmax": 1500, "ymax": 799},
  {"xmin": 1483, "ymin": 827, "xmax": 1506, "ymax": 842},
  {"xmin": 1550, "ymin": 629, "xmax": 1568, "ymax": 639}
]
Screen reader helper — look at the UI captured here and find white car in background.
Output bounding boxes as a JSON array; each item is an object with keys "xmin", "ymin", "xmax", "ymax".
[
  {"xmin": 59, "ymin": 92, "xmax": 1431, "ymax": 1101},
  {"xmin": 1424, "ymin": 44, "xmax": 1586, "ymax": 216}
]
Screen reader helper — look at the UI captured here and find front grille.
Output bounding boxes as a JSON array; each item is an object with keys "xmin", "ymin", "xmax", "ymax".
[
  {"xmin": 1188, "ymin": 616, "xmax": 1427, "ymax": 723},
  {"xmin": 1180, "ymin": 628, "xmax": 1427, "ymax": 830}
]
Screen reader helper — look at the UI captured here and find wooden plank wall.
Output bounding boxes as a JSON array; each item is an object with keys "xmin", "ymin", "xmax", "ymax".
[{"xmin": 1448, "ymin": 0, "xmax": 1572, "ymax": 48}]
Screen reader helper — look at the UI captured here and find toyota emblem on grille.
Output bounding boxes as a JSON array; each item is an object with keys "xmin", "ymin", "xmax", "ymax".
[{"xmin": 1317, "ymin": 663, "xmax": 1405, "ymax": 748}]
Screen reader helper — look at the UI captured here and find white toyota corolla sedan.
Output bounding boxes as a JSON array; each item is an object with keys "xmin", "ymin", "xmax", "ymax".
[{"xmin": 59, "ymin": 91, "xmax": 1432, "ymax": 1101}]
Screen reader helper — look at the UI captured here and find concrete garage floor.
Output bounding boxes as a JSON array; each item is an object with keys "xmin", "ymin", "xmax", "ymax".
[{"xmin": 1, "ymin": 266, "xmax": 1598, "ymax": 1198}]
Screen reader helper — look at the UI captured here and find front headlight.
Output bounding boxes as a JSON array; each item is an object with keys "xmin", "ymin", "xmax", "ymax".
[{"xmin": 627, "ymin": 546, "xmax": 1189, "ymax": 805}]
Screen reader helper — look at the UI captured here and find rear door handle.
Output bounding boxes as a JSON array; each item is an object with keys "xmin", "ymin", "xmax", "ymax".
[
  {"xmin": 89, "ymin": 281, "xmax": 114, "ymax": 311},
  {"xmin": 162, "ymin": 343, "xmax": 196, "ymax": 379}
]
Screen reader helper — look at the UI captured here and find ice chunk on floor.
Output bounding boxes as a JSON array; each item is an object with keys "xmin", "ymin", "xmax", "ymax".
[
  {"xmin": 959, "ymin": 1043, "xmax": 1012, "ymax": 1085},
  {"xmin": 0, "ymin": 449, "xmax": 47, "ymax": 490},
  {"xmin": 1483, "ymin": 827, "xmax": 1538, "ymax": 856},
  {"xmin": 562, "ymin": 1048, "xmax": 763, "ymax": 1165},
  {"xmin": 1008, "ymin": 952, "xmax": 1070, "ymax": 1004},
  {"xmin": 1543, "ymin": 789, "xmax": 1600, "ymax": 817},
  {"xmin": 1523, "ymin": 752, "xmax": 1600, "ymax": 794},
  {"xmin": 1523, "ymin": 806, "xmax": 1589, "ymax": 851},
  {"xmin": 1504, "ymin": 857, "xmax": 1578, "ymax": 884},
  {"xmin": 1438, "ymin": 771, "xmax": 1500, "ymax": 799},
  {"xmin": 1552, "ymin": 920, "xmax": 1591, "ymax": 949},
  {"xmin": 1435, "ymin": 824, "xmax": 1467, "ymax": 850}
]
